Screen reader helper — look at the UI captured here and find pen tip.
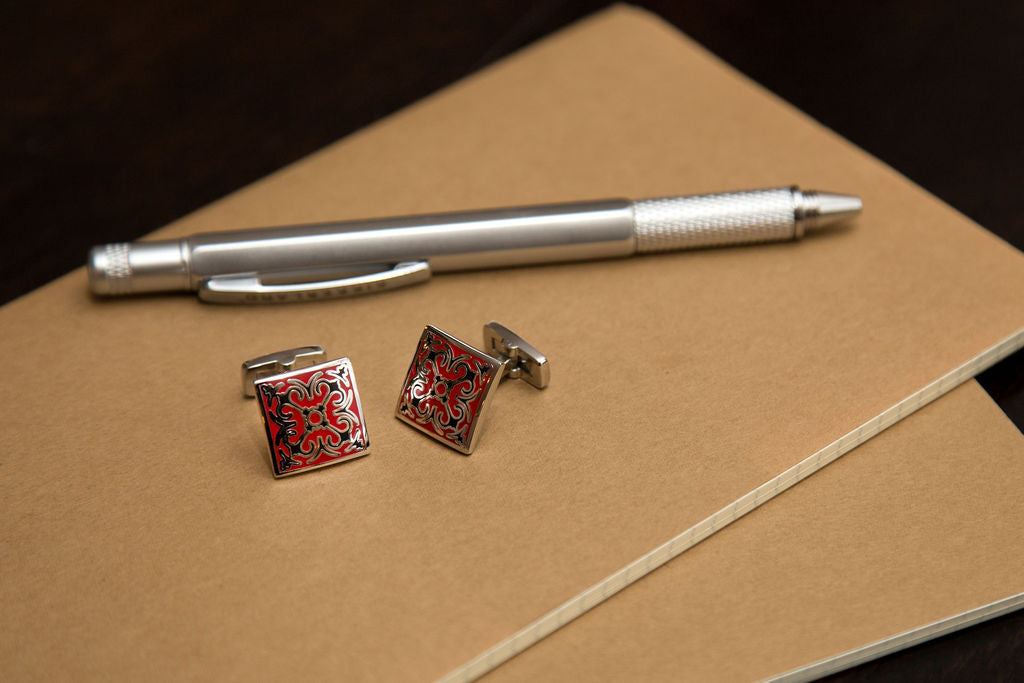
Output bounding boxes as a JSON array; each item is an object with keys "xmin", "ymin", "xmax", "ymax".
[{"xmin": 798, "ymin": 190, "xmax": 863, "ymax": 230}]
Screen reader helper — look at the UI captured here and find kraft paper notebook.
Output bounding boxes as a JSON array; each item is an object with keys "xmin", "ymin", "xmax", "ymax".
[
  {"xmin": 487, "ymin": 379, "xmax": 1024, "ymax": 681},
  {"xmin": 3, "ymin": 6, "xmax": 1023, "ymax": 681}
]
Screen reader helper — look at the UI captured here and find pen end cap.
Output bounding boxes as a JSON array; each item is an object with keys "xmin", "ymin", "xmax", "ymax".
[
  {"xmin": 86, "ymin": 240, "xmax": 190, "ymax": 296},
  {"xmin": 87, "ymin": 243, "xmax": 131, "ymax": 295}
]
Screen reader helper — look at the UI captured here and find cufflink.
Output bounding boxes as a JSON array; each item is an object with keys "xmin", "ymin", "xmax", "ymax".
[
  {"xmin": 242, "ymin": 347, "xmax": 371, "ymax": 477},
  {"xmin": 395, "ymin": 322, "xmax": 549, "ymax": 454}
]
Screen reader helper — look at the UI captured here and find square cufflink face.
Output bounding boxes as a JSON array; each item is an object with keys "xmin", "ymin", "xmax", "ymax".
[
  {"xmin": 254, "ymin": 358, "xmax": 370, "ymax": 477},
  {"xmin": 395, "ymin": 325, "xmax": 506, "ymax": 454}
]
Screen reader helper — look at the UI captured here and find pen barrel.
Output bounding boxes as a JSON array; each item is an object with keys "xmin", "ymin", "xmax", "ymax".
[
  {"xmin": 187, "ymin": 200, "xmax": 636, "ymax": 282},
  {"xmin": 88, "ymin": 201, "xmax": 637, "ymax": 295},
  {"xmin": 633, "ymin": 188, "xmax": 800, "ymax": 252}
]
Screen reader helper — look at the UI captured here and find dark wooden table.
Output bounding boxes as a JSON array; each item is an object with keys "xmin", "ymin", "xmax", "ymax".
[{"xmin": 3, "ymin": 1, "xmax": 1021, "ymax": 679}]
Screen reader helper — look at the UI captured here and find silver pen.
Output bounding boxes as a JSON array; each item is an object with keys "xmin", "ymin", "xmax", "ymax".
[{"xmin": 88, "ymin": 186, "xmax": 861, "ymax": 303}]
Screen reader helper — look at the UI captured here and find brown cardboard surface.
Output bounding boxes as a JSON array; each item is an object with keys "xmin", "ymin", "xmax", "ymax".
[
  {"xmin": 487, "ymin": 380, "xmax": 1024, "ymax": 682},
  {"xmin": 2, "ymin": 5, "xmax": 1024, "ymax": 681}
]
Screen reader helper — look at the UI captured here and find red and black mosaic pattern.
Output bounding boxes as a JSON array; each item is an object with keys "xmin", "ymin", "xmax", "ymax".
[
  {"xmin": 395, "ymin": 326, "xmax": 502, "ymax": 453},
  {"xmin": 255, "ymin": 358, "xmax": 369, "ymax": 477}
]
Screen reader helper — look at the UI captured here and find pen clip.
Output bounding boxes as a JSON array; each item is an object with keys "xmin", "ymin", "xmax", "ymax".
[{"xmin": 198, "ymin": 260, "xmax": 431, "ymax": 304}]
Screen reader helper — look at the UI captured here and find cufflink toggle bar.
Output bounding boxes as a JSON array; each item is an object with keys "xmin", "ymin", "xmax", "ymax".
[
  {"xmin": 241, "ymin": 345, "xmax": 327, "ymax": 397},
  {"xmin": 482, "ymin": 321, "xmax": 549, "ymax": 389}
]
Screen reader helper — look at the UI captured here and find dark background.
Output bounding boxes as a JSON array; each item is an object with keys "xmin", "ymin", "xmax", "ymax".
[{"xmin": 3, "ymin": 1, "xmax": 1022, "ymax": 679}]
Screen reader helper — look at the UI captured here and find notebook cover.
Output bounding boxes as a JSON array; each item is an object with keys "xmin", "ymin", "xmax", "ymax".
[{"xmin": 486, "ymin": 380, "xmax": 1024, "ymax": 681}]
